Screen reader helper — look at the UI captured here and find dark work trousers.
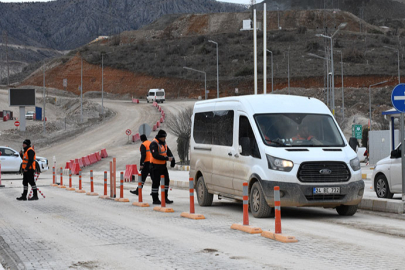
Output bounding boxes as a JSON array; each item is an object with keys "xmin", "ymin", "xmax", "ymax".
[
  {"xmin": 141, "ymin": 162, "xmax": 151, "ymax": 184},
  {"xmin": 22, "ymin": 170, "xmax": 36, "ymax": 193},
  {"xmin": 151, "ymin": 165, "xmax": 170, "ymax": 197}
]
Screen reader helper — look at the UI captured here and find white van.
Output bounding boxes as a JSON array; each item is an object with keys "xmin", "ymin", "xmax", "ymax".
[
  {"xmin": 147, "ymin": 89, "xmax": 165, "ymax": 103},
  {"xmin": 190, "ymin": 94, "xmax": 364, "ymax": 217}
]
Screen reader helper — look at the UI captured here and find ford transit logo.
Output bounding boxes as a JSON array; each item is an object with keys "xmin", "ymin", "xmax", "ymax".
[{"xmin": 319, "ymin": 169, "xmax": 332, "ymax": 175}]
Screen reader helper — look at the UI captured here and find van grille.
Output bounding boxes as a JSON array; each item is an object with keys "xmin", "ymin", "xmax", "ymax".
[{"xmin": 297, "ymin": 162, "xmax": 350, "ymax": 183}]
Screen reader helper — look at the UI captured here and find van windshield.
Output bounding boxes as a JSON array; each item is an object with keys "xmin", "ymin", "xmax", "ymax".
[
  {"xmin": 156, "ymin": 92, "xmax": 164, "ymax": 96},
  {"xmin": 254, "ymin": 113, "xmax": 345, "ymax": 147}
]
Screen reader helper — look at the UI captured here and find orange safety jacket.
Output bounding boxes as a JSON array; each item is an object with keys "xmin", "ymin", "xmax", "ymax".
[
  {"xmin": 22, "ymin": 147, "xmax": 36, "ymax": 170},
  {"xmin": 151, "ymin": 138, "xmax": 167, "ymax": 165},
  {"xmin": 140, "ymin": 140, "xmax": 152, "ymax": 163},
  {"xmin": 292, "ymin": 134, "xmax": 313, "ymax": 141}
]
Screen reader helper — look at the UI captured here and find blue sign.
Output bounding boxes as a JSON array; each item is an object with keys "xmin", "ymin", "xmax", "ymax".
[{"xmin": 391, "ymin": 84, "xmax": 405, "ymax": 112}]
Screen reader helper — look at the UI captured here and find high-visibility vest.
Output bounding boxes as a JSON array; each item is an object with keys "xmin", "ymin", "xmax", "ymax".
[
  {"xmin": 140, "ymin": 140, "xmax": 152, "ymax": 163},
  {"xmin": 22, "ymin": 147, "xmax": 36, "ymax": 170},
  {"xmin": 292, "ymin": 135, "xmax": 313, "ymax": 141},
  {"xmin": 151, "ymin": 138, "xmax": 167, "ymax": 165}
]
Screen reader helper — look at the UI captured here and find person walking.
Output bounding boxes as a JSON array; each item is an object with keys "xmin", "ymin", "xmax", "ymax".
[
  {"xmin": 150, "ymin": 130, "xmax": 175, "ymax": 204},
  {"xmin": 16, "ymin": 139, "xmax": 38, "ymax": 201},
  {"xmin": 130, "ymin": 134, "xmax": 152, "ymax": 195}
]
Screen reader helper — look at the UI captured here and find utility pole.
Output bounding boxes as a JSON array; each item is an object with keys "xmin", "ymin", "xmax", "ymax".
[
  {"xmin": 43, "ymin": 64, "xmax": 46, "ymax": 134},
  {"xmin": 81, "ymin": 55, "xmax": 83, "ymax": 123},
  {"xmin": 4, "ymin": 31, "xmax": 9, "ymax": 86}
]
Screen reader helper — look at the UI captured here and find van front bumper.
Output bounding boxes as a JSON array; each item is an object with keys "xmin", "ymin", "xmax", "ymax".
[{"xmin": 258, "ymin": 179, "xmax": 365, "ymax": 207}]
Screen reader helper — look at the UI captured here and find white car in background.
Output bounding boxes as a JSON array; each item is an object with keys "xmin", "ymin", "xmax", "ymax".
[
  {"xmin": 25, "ymin": 111, "xmax": 35, "ymax": 120},
  {"xmin": 0, "ymin": 146, "xmax": 49, "ymax": 173},
  {"xmin": 372, "ymin": 143, "xmax": 402, "ymax": 198}
]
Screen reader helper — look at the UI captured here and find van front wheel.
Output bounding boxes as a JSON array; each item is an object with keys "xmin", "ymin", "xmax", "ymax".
[
  {"xmin": 196, "ymin": 176, "xmax": 213, "ymax": 206},
  {"xmin": 336, "ymin": 204, "xmax": 358, "ymax": 216},
  {"xmin": 250, "ymin": 182, "xmax": 274, "ymax": 218}
]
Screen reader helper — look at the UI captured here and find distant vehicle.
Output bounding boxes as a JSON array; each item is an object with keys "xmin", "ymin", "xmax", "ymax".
[
  {"xmin": 25, "ymin": 111, "xmax": 34, "ymax": 120},
  {"xmin": 146, "ymin": 89, "xmax": 165, "ymax": 103},
  {"xmin": 190, "ymin": 94, "xmax": 364, "ymax": 217},
  {"xmin": 372, "ymin": 143, "xmax": 403, "ymax": 198},
  {"xmin": 0, "ymin": 146, "xmax": 48, "ymax": 173}
]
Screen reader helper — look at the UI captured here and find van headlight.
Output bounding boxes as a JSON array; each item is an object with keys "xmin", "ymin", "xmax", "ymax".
[
  {"xmin": 350, "ymin": 157, "xmax": 361, "ymax": 171},
  {"xmin": 266, "ymin": 154, "xmax": 294, "ymax": 172}
]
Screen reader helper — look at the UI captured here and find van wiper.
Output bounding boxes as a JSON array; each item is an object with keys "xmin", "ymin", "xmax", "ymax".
[{"xmin": 270, "ymin": 138, "xmax": 290, "ymax": 147}]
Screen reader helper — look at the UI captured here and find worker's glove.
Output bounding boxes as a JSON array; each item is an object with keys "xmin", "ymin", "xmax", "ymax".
[{"xmin": 170, "ymin": 158, "xmax": 176, "ymax": 168}]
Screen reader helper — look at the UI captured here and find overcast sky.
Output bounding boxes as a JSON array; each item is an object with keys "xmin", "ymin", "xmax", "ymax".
[{"xmin": 1, "ymin": 0, "xmax": 264, "ymax": 4}]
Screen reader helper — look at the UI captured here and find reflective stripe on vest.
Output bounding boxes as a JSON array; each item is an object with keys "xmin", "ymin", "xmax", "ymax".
[
  {"xmin": 140, "ymin": 140, "xmax": 152, "ymax": 163},
  {"xmin": 151, "ymin": 138, "xmax": 167, "ymax": 165},
  {"xmin": 22, "ymin": 147, "xmax": 36, "ymax": 170}
]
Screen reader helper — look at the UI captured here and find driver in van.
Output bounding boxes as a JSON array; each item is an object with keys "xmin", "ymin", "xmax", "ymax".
[{"xmin": 292, "ymin": 126, "xmax": 314, "ymax": 141}]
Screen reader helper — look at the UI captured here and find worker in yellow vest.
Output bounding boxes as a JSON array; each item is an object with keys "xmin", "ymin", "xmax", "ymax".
[
  {"xmin": 130, "ymin": 134, "xmax": 152, "ymax": 195},
  {"xmin": 17, "ymin": 139, "xmax": 38, "ymax": 201},
  {"xmin": 150, "ymin": 130, "xmax": 175, "ymax": 204}
]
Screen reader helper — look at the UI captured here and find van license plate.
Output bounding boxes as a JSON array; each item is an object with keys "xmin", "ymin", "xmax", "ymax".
[{"xmin": 313, "ymin": 187, "xmax": 340, "ymax": 194}]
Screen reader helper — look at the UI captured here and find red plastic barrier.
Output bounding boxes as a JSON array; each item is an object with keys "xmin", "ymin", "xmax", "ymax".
[
  {"xmin": 133, "ymin": 133, "xmax": 140, "ymax": 142},
  {"xmin": 78, "ymin": 158, "xmax": 84, "ymax": 168},
  {"xmin": 156, "ymin": 121, "xmax": 160, "ymax": 128},
  {"xmin": 95, "ymin": 152, "xmax": 101, "ymax": 161},
  {"xmin": 131, "ymin": 164, "xmax": 139, "ymax": 177},
  {"xmin": 65, "ymin": 161, "xmax": 70, "ymax": 169},
  {"xmin": 72, "ymin": 163, "xmax": 80, "ymax": 175},
  {"xmin": 101, "ymin": 149, "xmax": 108, "ymax": 158},
  {"xmin": 69, "ymin": 160, "xmax": 75, "ymax": 169},
  {"xmin": 84, "ymin": 156, "xmax": 91, "ymax": 166},
  {"xmin": 160, "ymin": 117, "xmax": 164, "ymax": 123},
  {"xmin": 89, "ymin": 154, "xmax": 97, "ymax": 164},
  {"xmin": 124, "ymin": 165, "xmax": 132, "ymax": 182},
  {"xmin": 153, "ymin": 124, "xmax": 157, "ymax": 131}
]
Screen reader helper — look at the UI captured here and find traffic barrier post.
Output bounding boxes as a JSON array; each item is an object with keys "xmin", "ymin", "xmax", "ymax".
[
  {"xmin": 153, "ymin": 175, "xmax": 174, "ymax": 213},
  {"xmin": 51, "ymin": 166, "xmax": 58, "ymax": 186},
  {"xmin": 181, "ymin": 178, "xmax": 205, "ymax": 220},
  {"xmin": 114, "ymin": 172, "xmax": 129, "ymax": 202},
  {"xmin": 99, "ymin": 171, "xmax": 109, "ymax": 199},
  {"xmin": 86, "ymin": 170, "xmax": 98, "ymax": 196},
  {"xmin": 261, "ymin": 186, "xmax": 298, "ymax": 243},
  {"xmin": 66, "ymin": 169, "xmax": 75, "ymax": 191},
  {"xmin": 75, "ymin": 170, "xmax": 86, "ymax": 193},
  {"xmin": 133, "ymin": 173, "xmax": 149, "ymax": 207},
  {"xmin": 156, "ymin": 121, "xmax": 160, "ymax": 128},
  {"xmin": 59, "ymin": 167, "xmax": 66, "ymax": 188},
  {"xmin": 231, "ymin": 182, "xmax": 262, "ymax": 234}
]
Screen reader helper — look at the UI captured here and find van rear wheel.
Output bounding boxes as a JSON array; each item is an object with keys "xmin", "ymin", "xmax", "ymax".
[
  {"xmin": 250, "ymin": 182, "xmax": 274, "ymax": 218},
  {"xmin": 336, "ymin": 204, "xmax": 358, "ymax": 216},
  {"xmin": 196, "ymin": 176, "xmax": 213, "ymax": 206}
]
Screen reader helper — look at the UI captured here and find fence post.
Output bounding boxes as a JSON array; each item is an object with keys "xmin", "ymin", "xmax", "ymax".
[
  {"xmin": 132, "ymin": 173, "xmax": 149, "ymax": 207},
  {"xmin": 115, "ymin": 172, "xmax": 129, "ymax": 202},
  {"xmin": 76, "ymin": 170, "xmax": 86, "ymax": 193},
  {"xmin": 180, "ymin": 178, "xmax": 205, "ymax": 219},
  {"xmin": 86, "ymin": 170, "xmax": 98, "ymax": 196},
  {"xmin": 59, "ymin": 167, "xmax": 66, "ymax": 188}
]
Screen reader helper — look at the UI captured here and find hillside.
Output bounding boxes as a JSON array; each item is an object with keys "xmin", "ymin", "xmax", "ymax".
[{"xmin": 0, "ymin": 0, "xmax": 244, "ymax": 51}]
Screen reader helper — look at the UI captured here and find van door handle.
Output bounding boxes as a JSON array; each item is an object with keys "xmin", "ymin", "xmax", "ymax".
[{"xmin": 228, "ymin": 152, "xmax": 232, "ymax": 156}]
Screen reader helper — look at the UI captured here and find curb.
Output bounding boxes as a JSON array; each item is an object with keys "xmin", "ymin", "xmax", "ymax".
[
  {"xmin": 359, "ymin": 198, "xmax": 404, "ymax": 214},
  {"xmin": 173, "ymin": 165, "xmax": 190, "ymax": 171}
]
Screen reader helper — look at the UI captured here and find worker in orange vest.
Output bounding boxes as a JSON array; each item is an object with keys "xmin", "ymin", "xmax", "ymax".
[
  {"xmin": 17, "ymin": 139, "xmax": 38, "ymax": 201},
  {"xmin": 149, "ymin": 130, "xmax": 175, "ymax": 204},
  {"xmin": 130, "ymin": 134, "xmax": 152, "ymax": 195}
]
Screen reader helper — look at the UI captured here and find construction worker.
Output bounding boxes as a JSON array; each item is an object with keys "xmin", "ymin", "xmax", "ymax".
[
  {"xmin": 150, "ymin": 129, "xmax": 175, "ymax": 204},
  {"xmin": 16, "ymin": 139, "xmax": 38, "ymax": 201},
  {"xmin": 130, "ymin": 134, "xmax": 151, "ymax": 195}
]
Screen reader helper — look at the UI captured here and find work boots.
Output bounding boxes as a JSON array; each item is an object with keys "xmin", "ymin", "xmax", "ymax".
[
  {"xmin": 16, "ymin": 191, "xmax": 28, "ymax": 201},
  {"xmin": 28, "ymin": 189, "xmax": 38, "ymax": 201},
  {"xmin": 151, "ymin": 193, "xmax": 161, "ymax": 205},
  {"xmin": 165, "ymin": 194, "xmax": 173, "ymax": 204},
  {"xmin": 130, "ymin": 188, "xmax": 139, "ymax": 196}
]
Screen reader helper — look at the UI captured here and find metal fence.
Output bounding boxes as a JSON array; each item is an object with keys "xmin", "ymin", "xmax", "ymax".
[{"xmin": 369, "ymin": 130, "xmax": 400, "ymax": 165}]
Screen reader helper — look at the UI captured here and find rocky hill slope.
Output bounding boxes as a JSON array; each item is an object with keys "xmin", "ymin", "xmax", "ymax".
[{"xmin": 0, "ymin": 0, "xmax": 244, "ymax": 51}]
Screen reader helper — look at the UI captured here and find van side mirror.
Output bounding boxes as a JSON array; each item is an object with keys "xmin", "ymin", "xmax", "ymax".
[
  {"xmin": 13, "ymin": 153, "xmax": 19, "ymax": 157},
  {"xmin": 391, "ymin": 149, "xmax": 401, "ymax": 159},
  {"xmin": 349, "ymin": 137, "xmax": 358, "ymax": 152},
  {"xmin": 240, "ymin": 137, "xmax": 251, "ymax": 156}
]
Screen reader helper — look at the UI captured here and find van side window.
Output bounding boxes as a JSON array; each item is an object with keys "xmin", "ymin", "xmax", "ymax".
[
  {"xmin": 194, "ymin": 110, "xmax": 234, "ymax": 146},
  {"xmin": 239, "ymin": 116, "xmax": 260, "ymax": 158}
]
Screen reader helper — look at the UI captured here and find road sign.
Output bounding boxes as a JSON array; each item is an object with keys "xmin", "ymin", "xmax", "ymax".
[
  {"xmin": 14, "ymin": 121, "xmax": 20, "ymax": 127},
  {"xmin": 63, "ymin": 79, "xmax": 67, "ymax": 88},
  {"xmin": 351, "ymin": 125, "xmax": 362, "ymax": 139},
  {"xmin": 125, "ymin": 129, "xmax": 132, "ymax": 136},
  {"xmin": 391, "ymin": 84, "xmax": 405, "ymax": 112},
  {"xmin": 138, "ymin": 123, "xmax": 152, "ymax": 137}
]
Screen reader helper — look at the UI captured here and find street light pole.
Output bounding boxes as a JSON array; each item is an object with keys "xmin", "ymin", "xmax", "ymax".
[
  {"xmin": 288, "ymin": 48, "xmax": 290, "ymax": 94},
  {"xmin": 337, "ymin": 50, "xmax": 344, "ymax": 120},
  {"xmin": 316, "ymin": 22, "xmax": 347, "ymax": 115},
  {"xmin": 43, "ymin": 64, "xmax": 46, "ymax": 134},
  {"xmin": 183, "ymin": 67, "xmax": 207, "ymax": 100},
  {"xmin": 101, "ymin": 53, "xmax": 104, "ymax": 119},
  {"xmin": 369, "ymin": 80, "xmax": 388, "ymax": 131},
  {"xmin": 208, "ymin": 40, "xmax": 219, "ymax": 99},
  {"xmin": 384, "ymin": 46, "xmax": 400, "ymax": 84},
  {"xmin": 267, "ymin": 49, "xmax": 273, "ymax": 93},
  {"xmin": 81, "ymin": 55, "xmax": 83, "ymax": 123}
]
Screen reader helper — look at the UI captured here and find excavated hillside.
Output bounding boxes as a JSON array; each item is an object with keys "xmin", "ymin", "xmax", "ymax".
[{"xmin": 19, "ymin": 9, "xmax": 404, "ymax": 131}]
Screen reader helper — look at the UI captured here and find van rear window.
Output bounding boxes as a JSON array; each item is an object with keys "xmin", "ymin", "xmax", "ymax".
[
  {"xmin": 194, "ymin": 110, "xmax": 234, "ymax": 146},
  {"xmin": 156, "ymin": 92, "xmax": 164, "ymax": 96}
]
